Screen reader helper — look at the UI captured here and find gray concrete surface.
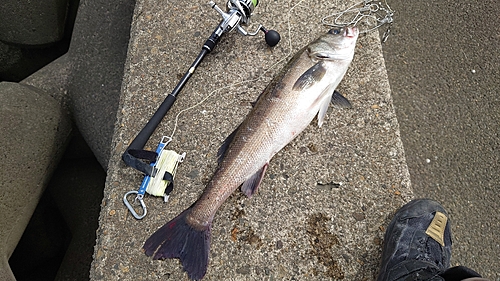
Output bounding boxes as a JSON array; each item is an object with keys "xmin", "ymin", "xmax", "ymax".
[
  {"xmin": 67, "ymin": 0, "xmax": 136, "ymax": 169},
  {"xmin": 381, "ymin": 1, "xmax": 499, "ymax": 280},
  {"xmin": 0, "ymin": 82, "xmax": 72, "ymax": 280},
  {"xmin": 0, "ymin": 41, "xmax": 23, "ymax": 80},
  {"xmin": 7, "ymin": 129, "xmax": 106, "ymax": 281},
  {"xmin": 0, "ymin": 0, "xmax": 77, "ymax": 82},
  {"xmin": 0, "ymin": 0, "xmax": 68, "ymax": 46},
  {"xmin": 1, "ymin": 0, "xmax": 135, "ymax": 169},
  {"xmin": 90, "ymin": 0, "xmax": 412, "ymax": 280},
  {"xmin": 21, "ymin": 54, "xmax": 72, "ymax": 110}
]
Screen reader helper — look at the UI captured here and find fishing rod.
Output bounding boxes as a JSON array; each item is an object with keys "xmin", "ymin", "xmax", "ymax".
[{"xmin": 123, "ymin": 0, "xmax": 281, "ymax": 219}]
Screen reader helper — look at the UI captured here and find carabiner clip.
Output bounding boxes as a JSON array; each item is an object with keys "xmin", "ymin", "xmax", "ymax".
[{"xmin": 123, "ymin": 190, "xmax": 147, "ymax": 219}]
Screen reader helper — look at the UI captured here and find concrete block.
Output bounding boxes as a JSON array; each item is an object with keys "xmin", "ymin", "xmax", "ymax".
[
  {"xmin": 0, "ymin": 0, "xmax": 68, "ymax": 46},
  {"xmin": 67, "ymin": 0, "xmax": 136, "ymax": 169},
  {"xmin": 90, "ymin": 1, "xmax": 412, "ymax": 280},
  {"xmin": 21, "ymin": 54, "xmax": 72, "ymax": 111},
  {"xmin": 48, "ymin": 157, "xmax": 105, "ymax": 281},
  {"xmin": 0, "ymin": 82, "xmax": 71, "ymax": 280},
  {"xmin": 0, "ymin": 42, "xmax": 23, "ymax": 80}
]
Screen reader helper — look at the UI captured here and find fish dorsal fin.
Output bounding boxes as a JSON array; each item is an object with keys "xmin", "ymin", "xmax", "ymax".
[
  {"xmin": 217, "ymin": 125, "xmax": 240, "ymax": 165},
  {"xmin": 317, "ymin": 93, "xmax": 331, "ymax": 128},
  {"xmin": 250, "ymin": 90, "xmax": 265, "ymax": 108},
  {"xmin": 292, "ymin": 62, "xmax": 327, "ymax": 91}
]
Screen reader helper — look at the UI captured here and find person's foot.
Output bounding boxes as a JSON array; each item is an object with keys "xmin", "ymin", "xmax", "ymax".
[{"xmin": 377, "ymin": 199, "xmax": 452, "ymax": 281}]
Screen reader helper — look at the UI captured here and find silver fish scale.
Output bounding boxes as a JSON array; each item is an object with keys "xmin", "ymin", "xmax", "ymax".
[{"xmin": 187, "ymin": 29, "xmax": 357, "ymax": 227}]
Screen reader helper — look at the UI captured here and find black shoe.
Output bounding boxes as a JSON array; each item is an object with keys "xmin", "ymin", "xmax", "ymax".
[{"xmin": 377, "ymin": 199, "xmax": 452, "ymax": 281}]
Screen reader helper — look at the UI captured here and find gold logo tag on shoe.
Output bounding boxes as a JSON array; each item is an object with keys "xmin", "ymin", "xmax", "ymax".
[{"xmin": 425, "ymin": 211, "xmax": 447, "ymax": 246}]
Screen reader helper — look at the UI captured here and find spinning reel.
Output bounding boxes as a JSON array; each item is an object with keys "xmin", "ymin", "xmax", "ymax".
[
  {"xmin": 123, "ymin": 0, "xmax": 280, "ymax": 219},
  {"xmin": 208, "ymin": 0, "xmax": 280, "ymax": 48}
]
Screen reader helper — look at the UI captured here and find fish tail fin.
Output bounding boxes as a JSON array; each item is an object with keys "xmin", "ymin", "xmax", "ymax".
[{"xmin": 143, "ymin": 208, "xmax": 211, "ymax": 280}]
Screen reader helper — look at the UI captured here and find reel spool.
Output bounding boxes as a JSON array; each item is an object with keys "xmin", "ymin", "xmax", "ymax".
[
  {"xmin": 122, "ymin": 0, "xmax": 281, "ymax": 219},
  {"xmin": 210, "ymin": 0, "xmax": 280, "ymax": 47}
]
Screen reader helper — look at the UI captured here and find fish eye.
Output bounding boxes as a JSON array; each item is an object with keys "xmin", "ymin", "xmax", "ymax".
[{"xmin": 329, "ymin": 28, "xmax": 341, "ymax": 35}]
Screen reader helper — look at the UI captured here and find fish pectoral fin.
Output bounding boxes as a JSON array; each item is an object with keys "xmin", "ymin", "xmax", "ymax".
[
  {"xmin": 317, "ymin": 90, "xmax": 352, "ymax": 127},
  {"xmin": 331, "ymin": 90, "xmax": 352, "ymax": 108},
  {"xmin": 241, "ymin": 163, "xmax": 269, "ymax": 197},
  {"xmin": 318, "ymin": 88, "xmax": 331, "ymax": 128},
  {"xmin": 292, "ymin": 62, "xmax": 327, "ymax": 91}
]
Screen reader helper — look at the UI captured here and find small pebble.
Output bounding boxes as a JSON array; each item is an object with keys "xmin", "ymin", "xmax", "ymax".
[
  {"xmin": 352, "ymin": 212, "xmax": 365, "ymax": 221},
  {"xmin": 307, "ymin": 143, "xmax": 318, "ymax": 152},
  {"xmin": 236, "ymin": 265, "xmax": 251, "ymax": 275},
  {"xmin": 119, "ymin": 263, "xmax": 129, "ymax": 273}
]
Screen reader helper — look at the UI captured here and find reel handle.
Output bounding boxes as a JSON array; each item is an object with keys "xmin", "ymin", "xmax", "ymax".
[
  {"xmin": 260, "ymin": 26, "xmax": 280, "ymax": 47},
  {"xmin": 210, "ymin": 0, "xmax": 281, "ymax": 47},
  {"xmin": 122, "ymin": 0, "xmax": 280, "ymax": 176}
]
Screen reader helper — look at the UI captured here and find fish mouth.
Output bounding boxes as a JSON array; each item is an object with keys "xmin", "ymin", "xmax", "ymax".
[{"xmin": 344, "ymin": 26, "xmax": 359, "ymax": 38}]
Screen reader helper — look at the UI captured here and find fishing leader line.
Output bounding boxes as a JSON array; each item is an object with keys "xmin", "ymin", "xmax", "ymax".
[
  {"xmin": 322, "ymin": 0, "xmax": 394, "ymax": 42},
  {"xmin": 168, "ymin": 0, "xmax": 309, "ymax": 141},
  {"xmin": 168, "ymin": 0, "xmax": 394, "ymax": 140},
  {"xmin": 122, "ymin": 0, "xmax": 284, "ymax": 219},
  {"xmin": 123, "ymin": 0, "xmax": 395, "ymax": 219}
]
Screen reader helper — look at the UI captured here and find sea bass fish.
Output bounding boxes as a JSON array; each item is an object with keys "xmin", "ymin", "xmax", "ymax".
[{"xmin": 143, "ymin": 27, "xmax": 359, "ymax": 280}]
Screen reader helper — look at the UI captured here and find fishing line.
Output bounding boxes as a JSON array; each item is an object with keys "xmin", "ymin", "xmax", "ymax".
[
  {"xmin": 123, "ymin": 0, "xmax": 285, "ymax": 219},
  {"xmin": 169, "ymin": 0, "xmax": 394, "ymax": 140},
  {"xmin": 124, "ymin": 0, "xmax": 394, "ymax": 219},
  {"xmin": 322, "ymin": 0, "xmax": 394, "ymax": 42},
  {"xmin": 169, "ymin": 0, "xmax": 308, "ymax": 140}
]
